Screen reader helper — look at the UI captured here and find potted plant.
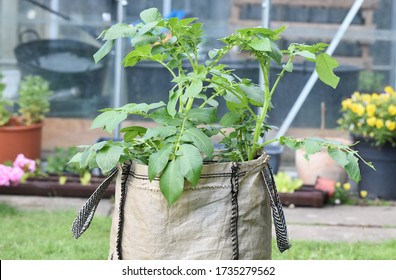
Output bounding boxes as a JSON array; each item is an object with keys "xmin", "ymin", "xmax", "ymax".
[
  {"xmin": 338, "ymin": 86, "xmax": 396, "ymax": 200},
  {"xmin": 0, "ymin": 74, "xmax": 52, "ymax": 163},
  {"xmin": 70, "ymin": 8, "xmax": 371, "ymax": 260},
  {"xmin": 295, "ymin": 102, "xmax": 352, "ymax": 185}
]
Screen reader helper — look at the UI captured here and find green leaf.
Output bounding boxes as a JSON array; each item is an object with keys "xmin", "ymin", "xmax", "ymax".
[
  {"xmin": 121, "ymin": 126, "xmax": 147, "ymax": 141},
  {"xmin": 144, "ymin": 126, "xmax": 177, "ymax": 139},
  {"xmin": 280, "ymin": 137, "xmax": 303, "ymax": 150},
  {"xmin": 120, "ymin": 126, "xmax": 147, "ymax": 134},
  {"xmin": 315, "ymin": 53, "xmax": 340, "ymax": 89},
  {"xmin": 345, "ymin": 152, "xmax": 361, "ymax": 182},
  {"xmin": 160, "ymin": 159, "xmax": 184, "ymax": 205},
  {"xmin": 167, "ymin": 89, "xmax": 179, "ymax": 117},
  {"xmin": 131, "ymin": 34, "xmax": 157, "ymax": 47},
  {"xmin": 119, "ymin": 101, "xmax": 165, "ymax": 115},
  {"xmin": 91, "ymin": 141, "xmax": 107, "ymax": 151},
  {"xmin": 123, "ymin": 45, "xmax": 153, "ymax": 67},
  {"xmin": 96, "ymin": 145, "xmax": 124, "ymax": 173},
  {"xmin": 248, "ymin": 37, "xmax": 271, "ymax": 52},
  {"xmin": 237, "ymin": 27, "xmax": 281, "ymax": 40},
  {"xmin": 139, "ymin": 21, "xmax": 160, "ymax": 36},
  {"xmin": 282, "ymin": 61, "xmax": 293, "ymax": 72},
  {"xmin": 295, "ymin": 50, "xmax": 316, "ymax": 61},
  {"xmin": 187, "ymin": 107, "xmax": 218, "ymax": 124},
  {"xmin": 303, "ymin": 138, "xmax": 323, "ymax": 160},
  {"xmin": 140, "ymin": 8, "xmax": 162, "ymax": 23},
  {"xmin": 149, "ymin": 107, "xmax": 182, "ymax": 126},
  {"xmin": 269, "ymin": 40, "xmax": 283, "ymax": 65},
  {"xmin": 93, "ymin": 40, "xmax": 113, "ymax": 63},
  {"xmin": 239, "ymin": 83, "xmax": 264, "ymax": 106},
  {"xmin": 182, "ymin": 128, "xmax": 214, "ymax": 158},
  {"xmin": 148, "ymin": 145, "xmax": 173, "ymax": 181},
  {"xmin": 80, "ymin": 148, "xmax": 95, "ymax": 168},
  {"xmin": 224, "ymin": 90, "xmax": 247, "ymax": 106},
  {"xmin": 90, "ymin": 110, "xmax": 128, "ymax": 134},
  {"xmin": 208, "ymin": 49, "xmax": 219, "ymax": 59},
  {"xmin": 184, "ymin": 79, "xmax": 203, "ymax": 99},
  {"xmin": 220, "ymin": 111, "xmax": 240, "ymax": 126},
  {"xmin": 178, "ymin": 144, "xmax": 203, "ymax": 186},
  {"xmin": 68, "ymin": 152, "xmax": 82, "ymax": 165},
  {"xmin": 327, "ymin": 146, "xmax": 349, "ymax": 168},
  {"xmin": 103, "ymin": 23, "xmax": 136, "ymax": 40}
]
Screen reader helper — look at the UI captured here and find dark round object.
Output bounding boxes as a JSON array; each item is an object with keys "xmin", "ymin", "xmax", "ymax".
[{"xmin": 14, "ymin": 39, "xmax": 108, "ymax": 97}]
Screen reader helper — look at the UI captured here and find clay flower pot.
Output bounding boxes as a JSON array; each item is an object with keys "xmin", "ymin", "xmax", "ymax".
[
  {"xmin": 295, "ymin": 137, "xmax": 352, "ymax": 185},
  {"xmin": 0, "ymin": 117, "xmax": 43, "ymax": 163}
]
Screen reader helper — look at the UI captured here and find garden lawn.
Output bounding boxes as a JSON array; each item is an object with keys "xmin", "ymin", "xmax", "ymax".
[
  {"xmin": 0, "ymin": 203, "xmax": 395, "ymax": 260},
  {"xmin": 0, "ymin": 203, "xmax": 111, "ymax": 260}
]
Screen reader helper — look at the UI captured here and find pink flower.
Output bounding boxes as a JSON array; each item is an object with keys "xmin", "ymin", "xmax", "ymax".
[
  {"xmin": 13, "ymin": 154, "xmax": 36, "ymax": 172},
  {"xmin": 9, "ymin": 167, "xmax": 24, "ymax": 186},
  {"xmin": 0, "ymin": 165, "xmax": 12, "ymax": 186}
]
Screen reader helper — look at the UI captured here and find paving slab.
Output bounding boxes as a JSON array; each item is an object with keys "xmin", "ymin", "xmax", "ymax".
[
  {"xmin": 283, "ymin": 205, "xmax": 396, "ymax": 227},
  {"xmin": 285, "ymin": 224, "xmax": 396, "ymax": 243}
]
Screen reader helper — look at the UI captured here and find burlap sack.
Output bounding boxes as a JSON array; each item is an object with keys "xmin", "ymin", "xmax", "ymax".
[{"xmin": 72, "ymin": 152, "xmax": 290, "ymax": 260}]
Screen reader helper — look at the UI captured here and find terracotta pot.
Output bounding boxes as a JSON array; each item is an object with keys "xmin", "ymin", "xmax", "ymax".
[
  {"xmin": 295, "ymin": 137, "xmax": 351, "ymax": 185},
  {"xmin": 0, "ymin": 117, "xmax": 43, "ymax": 163}
]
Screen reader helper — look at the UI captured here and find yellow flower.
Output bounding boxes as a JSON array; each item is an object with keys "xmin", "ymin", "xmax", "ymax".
[
  {"xmin": 366, "ymin": 104, "xmax": 376, "ymax": 117},
  {"xmin": 376, "ymin": 119, "xmax": 384, "ymax": 129},
  {"xmin": 366, "ymin": 117, "xmax": 377, "ymax": 127},
  {"xmin": 342, "ymin": 99, "xmax": 352, "ymax": 110},
  {"xmin": 343, "ymin": 183, "xmax": 351, "ymax": 191},
  {"xmin": 386, "ymin": 120, "xmax": 396, "ymax": 131},
  {"xmin": 362, "ymin": 94, "xmax": 371, "ymax": 103},
  {"xmin": 384, "ymin": 86, "xmax": 395, "ymax": 95},
  {"xmin": 336, "ymin": 182, "xmax": 341, "ymax": 188},
  {"xmin": 351, "ymin": 103, "xmax": 365, "ymax": 117},
  {"xmin": 371, "ymin": 93, "xmax": 379, "ymax": 100},
  {"xmin": 360, "ymin": 190, "xmax": 368, "ymax": 198},
  {"xmin": 389, "ymin": 105, "xmax": 396, "ymax": 116},
  {"xmin": 352, "ymin": 91, "xmax": 361, "ymax": 100},
  {"xmin": 380, "ymin": 94, "xmax": 390, "ymax": 102}
]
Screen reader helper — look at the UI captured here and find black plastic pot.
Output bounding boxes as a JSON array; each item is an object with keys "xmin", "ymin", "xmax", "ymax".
[
  {"xmin": 265, "ymin": 143, "xmax": 284, "ymax": 174},
  {"xmin": 14, "ymin": 39, "xmax": 108, "ymax": 97},
  {"xmin": 354, "ymin": 137, "xmax": 396, "ymax": 200}
]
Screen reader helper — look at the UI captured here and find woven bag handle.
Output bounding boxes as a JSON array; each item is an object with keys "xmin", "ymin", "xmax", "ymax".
[{"xmin": 261, "ymin": 165, "xmax": 292, "ymax": 253}]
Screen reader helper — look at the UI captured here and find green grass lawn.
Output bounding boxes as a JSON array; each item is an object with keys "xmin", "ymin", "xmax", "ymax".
[{"xmin": 1, "ymin": 203, "xmax": 395, "ymax": 260}]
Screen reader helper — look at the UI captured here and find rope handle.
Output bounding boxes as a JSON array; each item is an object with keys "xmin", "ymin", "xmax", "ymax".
[
  {"xmin": 262, "ymin": 164, "xmax": 292, "ymax": 253},
  {"xmin": 71, "ymin": 168, "xmax": 118, "ymax": 239}
]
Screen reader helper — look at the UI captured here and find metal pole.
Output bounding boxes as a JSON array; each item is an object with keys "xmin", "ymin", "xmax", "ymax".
[
  {"xmin": 259, "ymin": 0, "xmax": 271, "ymax": 144},
  {"xmin": 260, "ymin": 0, "xmax": 271, "ymax": 88},
  {"xmin": 49, "ymin": 0, "xmax": 59, "ymax": 39},
  {"xmin": 113, "ymin": 0, "xmax": 126, "ymax": 138},
  {"xmin": 163, "ymin": 0, "xmax": 172, "ymax": 17},
  {"xmin": 275, "ymin": 0, "xmax": 365, "ymax": 139}
]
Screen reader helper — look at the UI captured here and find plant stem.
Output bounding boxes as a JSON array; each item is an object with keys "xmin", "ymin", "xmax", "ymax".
[
  {"xmin": 198, "ymin": 90, "xmax": 222, "ymax": 108},
  {"xmin": 249, "ymin": 60, "xmax": 270, "ymax": 160},
  {"xmin": 157, "ymin": 61, "xmax": 177, "ymax": 79},
  {"xmin": 258, "ymin": 137, "xmax": 280, "ymax": 149},
  {"xmin": 173, "ymin": 116, "xmax": 188, "ymax": 156},
  {"xmin": 269, "ymin": 56, "xmax": 293, "ymax": 97},
  {"xmin": 204, "ymin": 78, "xmax": 257, "ymax": 118}
]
